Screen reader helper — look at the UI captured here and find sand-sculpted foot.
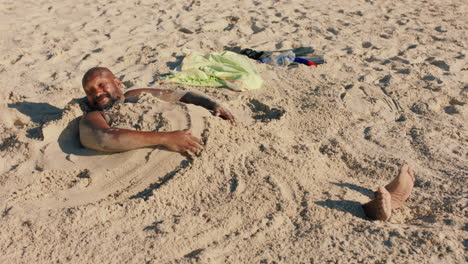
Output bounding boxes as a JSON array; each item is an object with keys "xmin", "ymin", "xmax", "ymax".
[
  {"xmin": 363, "ymin": 165, "xmax": 415, "ymax": 221},
  {"xmin": 362, "ymin": 187, "xmax": 392, "ymax": 221}
]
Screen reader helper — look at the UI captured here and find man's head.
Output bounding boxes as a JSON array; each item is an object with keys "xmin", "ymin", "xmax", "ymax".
[{"xmin": 82, "ymin": 67, "xmax": 124, "ymax": 110}]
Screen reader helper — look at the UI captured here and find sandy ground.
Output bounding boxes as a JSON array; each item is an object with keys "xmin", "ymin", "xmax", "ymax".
[{"xmin": 0, "ymin": 0, "xmax": 467, "ymax": 263}]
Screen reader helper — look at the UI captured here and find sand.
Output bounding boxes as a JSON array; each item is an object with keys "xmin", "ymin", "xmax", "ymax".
[{"xmin": 0, "ymin": 0, "xmax": 467, "ymax": 263}]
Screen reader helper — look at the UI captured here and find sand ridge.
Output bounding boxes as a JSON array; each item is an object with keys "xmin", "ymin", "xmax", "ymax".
[{"xmin": 0, "ymin": 0, "xmax": 467, "ymax": 263}]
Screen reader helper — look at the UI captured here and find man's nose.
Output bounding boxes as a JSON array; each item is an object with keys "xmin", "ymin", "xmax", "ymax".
[{"xmin": 93, "ymin": 87, "xmax": 105, "ymax": 96}]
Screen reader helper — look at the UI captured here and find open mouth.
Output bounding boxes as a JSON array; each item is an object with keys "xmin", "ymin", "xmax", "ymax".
[
  {"xmin": 95, "ymin": 94, "xmax": 110, "ymax": 105},
  {"xmin": 92, "ymin": 95, "xmax": 121, "ymax": 111}
]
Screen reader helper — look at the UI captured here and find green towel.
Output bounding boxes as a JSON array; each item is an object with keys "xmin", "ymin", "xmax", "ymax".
[{"xmin": 164, "ymin": 51, "xmax": 263, "ymax": 91}]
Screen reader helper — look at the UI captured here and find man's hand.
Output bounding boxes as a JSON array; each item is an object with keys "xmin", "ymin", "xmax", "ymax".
[
  {"xmin": 213, "ymin": 104, "xmax": 235, "ymax": 122},
  {"xmin": 161, "ymin": 128, "xmax": 203, "ymax": 154}
]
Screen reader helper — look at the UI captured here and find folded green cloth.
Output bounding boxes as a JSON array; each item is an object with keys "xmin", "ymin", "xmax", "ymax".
[{"xmin": 164, "ymin": 51, "xmax": 263, "ymax": 91}]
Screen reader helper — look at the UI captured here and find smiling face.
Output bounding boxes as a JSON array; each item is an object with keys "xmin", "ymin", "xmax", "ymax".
[{"xmin": 82, "ymin": 67, "xmax": 124, "ymax": 110}]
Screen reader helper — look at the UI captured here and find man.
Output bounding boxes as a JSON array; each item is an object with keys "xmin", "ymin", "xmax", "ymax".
[{"xmin": 79, "ymin": 67, "xmax": 234, "ymax": 154}]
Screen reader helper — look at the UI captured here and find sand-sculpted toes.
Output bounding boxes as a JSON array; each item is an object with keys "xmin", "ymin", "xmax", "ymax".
[
  {"xmin": 363, "ymin": 165, "xmax": 415, "ymax": 221},
  {"xmin": 362, "ymin": 187, "xmax": 392, "ymax": 221}
]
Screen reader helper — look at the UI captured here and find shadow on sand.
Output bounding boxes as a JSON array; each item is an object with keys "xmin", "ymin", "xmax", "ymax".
[
  {"xmin": 166, "ymin": 54, "xmax": 185, "ymax": 70},
  {"xmin": 330, "ymin": 182, "xmax": 374, "ymax": 198},
  {"xmin": 56, "ymin": 117, "xmax": 107, "ymax": 156},
  {"xmin": 9, "ymin": 101, "xmax": 63, "ymax": 139},
  {"xmin": 315, "ymin": 200, "xmax": 366, "ymax": 219},
  {"xmin": 315, "ymin": 182, "xmax": 376, "ymax": 219},
  {"xmin": 8, "ymin": 101, "xmax": 63, "ymax": 123}
]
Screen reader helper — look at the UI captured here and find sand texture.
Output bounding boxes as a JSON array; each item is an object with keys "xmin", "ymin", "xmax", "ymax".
[{"xmin": 0, "ymin": 0, "xmax": 467, "ymax": 263}]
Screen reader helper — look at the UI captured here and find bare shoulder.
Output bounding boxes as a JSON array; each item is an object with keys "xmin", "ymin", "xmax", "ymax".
[
  {"xmin": 79, "ymin": 111, "xmax": 110, "ymax": 129},
  {"xmin": 79, "ymin": 111, "xmax": 111, "ymax": 151}
]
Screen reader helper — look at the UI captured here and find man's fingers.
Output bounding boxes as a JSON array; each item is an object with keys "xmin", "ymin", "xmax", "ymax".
[
  {"xmin": 189, "ymin": 145, "xmax": 199, "ymax": 154},
  {"xmin": 183, "ymin": 145, "xmax": 198, "ymax": 157},
  {"xmin": 223, "ymin": 111, "xmax": 235, "ymax": 124},
  {"xmin": 184, "ymin": 149, "xmax": 195, "ymax": 159},
  {"xmin": 188, "ymin": 141, "xmax": 202, "ymax": 151},
  {"xmin": 190, "ymin": 139, "xmax": 202, "ymax": 147},
  {"xmin": 182, "ymin": 136, "xmax": 202, "ymax": 154},
  {"xmin": 174, "ymin": 129, "xmax": 203, "ymax": 155},
  {"xmin": 219, "ymin": 109, "xmax": 235, "ymax": 122},
  {"xmin": 227, "ymin": 112, "xmax": 235, "ymax": 121},
  {"xmin": 191, "ymin": 135, "xmax": 203, "ymax": 145}
]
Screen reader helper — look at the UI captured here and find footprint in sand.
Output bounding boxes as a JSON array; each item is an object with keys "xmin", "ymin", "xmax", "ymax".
[
  {"xmin": 362, "ymin": 42, "xmax": 372, "ymax": 48},
  {"xmin": 444, "ymin": 98, "xmax": 465, "ymax": 115},
  {"xmin": 431, "ymin": 60, "xmax": 450, "ymax": 71},
  {"xmin": 434, "ymin": 26, "xmax": 447, "ymax": 33},
  {"xmin": 247, "ymin": 99, "xmax": 285, "ymax": 123}
]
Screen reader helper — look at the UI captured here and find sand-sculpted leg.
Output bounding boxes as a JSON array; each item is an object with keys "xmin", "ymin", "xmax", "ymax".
[
  {"xmin": 385, "ymin": 164, "xmax": 415, "ymax": 209},
  {"xmin": 362, "ymin": 165, "xmax": 415, "ymax": 221}
]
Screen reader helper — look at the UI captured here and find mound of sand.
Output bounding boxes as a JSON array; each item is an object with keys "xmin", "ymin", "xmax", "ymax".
[{"xmin": 21, "ymin": 94, "xmax": 209, "ymax": 209}]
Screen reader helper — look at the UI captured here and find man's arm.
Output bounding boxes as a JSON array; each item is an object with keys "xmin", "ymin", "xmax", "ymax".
[
  {"xmin": 79, "ymin": 111, "xmax": 202, "ymax": 153},
  {"xmin": 124, "ymin": 89, "xmax": 234, "ymax": 121}
]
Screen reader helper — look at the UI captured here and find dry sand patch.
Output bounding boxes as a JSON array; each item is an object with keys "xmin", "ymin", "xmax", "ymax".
[{"xmin": 0, "ymin": 0, "xmax": 466, "ymax": 263}]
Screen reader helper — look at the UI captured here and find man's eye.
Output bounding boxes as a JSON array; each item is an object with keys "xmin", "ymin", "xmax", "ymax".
[{"xmin": 87, "ymin": 88, "xmax": 98, "ymax": 95}]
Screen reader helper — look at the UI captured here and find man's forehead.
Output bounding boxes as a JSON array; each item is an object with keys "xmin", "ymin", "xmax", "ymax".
[
  {"xmin": 84, "ymin": 72, "xmax": 114, "ymax": 86},
  {"xmin": 82, "ymin": 67, "xmax": 115, "ymax": 87}
]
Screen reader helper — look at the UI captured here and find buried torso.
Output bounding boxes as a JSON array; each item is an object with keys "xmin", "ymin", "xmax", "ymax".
[
  {"xmin": 78, "ymin": 93, "xmax": 191, "ymax": 132},
  {"xmin": 30, "ymin": 93, "xmax": 210, "ymax": 209}
]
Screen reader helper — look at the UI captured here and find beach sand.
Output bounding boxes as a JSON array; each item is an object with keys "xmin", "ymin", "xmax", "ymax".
[{"xmin": 0, "ymin": 0, "xmax": 466, "ymax": 263}]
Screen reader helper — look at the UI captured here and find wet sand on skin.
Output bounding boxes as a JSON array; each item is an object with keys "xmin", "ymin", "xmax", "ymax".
[{"xmin": 0, "ymin": 0, "xmax": 467, "ymax": 263}]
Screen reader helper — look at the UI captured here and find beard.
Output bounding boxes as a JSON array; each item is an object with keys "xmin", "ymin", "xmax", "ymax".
[{"xmin": 93, "ymin": 94, "xmax": 122, "ymax": 111}]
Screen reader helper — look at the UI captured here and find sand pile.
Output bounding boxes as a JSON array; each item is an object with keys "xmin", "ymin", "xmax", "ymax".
[
  {"xmin": 106, "ymin": 94, "xmax": 186, "ymax": 132},
  {"xmin": 0, "ymin": 0, "xmax": 466, "ymax": 263}
]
